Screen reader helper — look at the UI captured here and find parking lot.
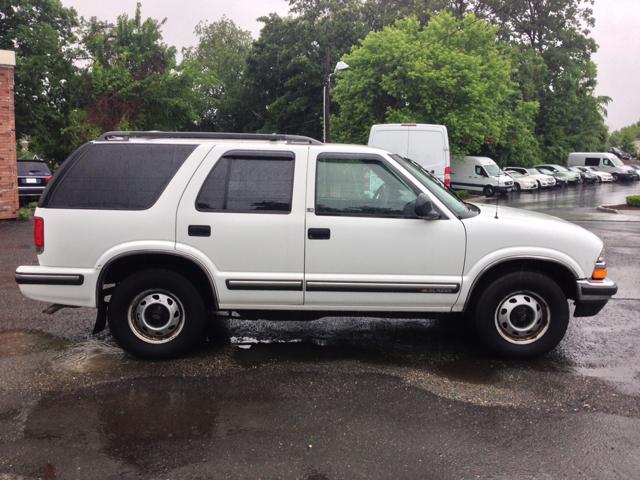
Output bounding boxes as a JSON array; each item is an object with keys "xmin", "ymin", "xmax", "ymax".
[{"xmin": 1, "ymin": 181, "xmax": 640, "ymax": 479}]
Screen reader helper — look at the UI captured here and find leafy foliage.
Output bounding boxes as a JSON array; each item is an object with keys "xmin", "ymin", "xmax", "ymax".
[
  {"xmin": 0, "ymin": 0, "xmax": 79, "ymax": 165},
  {"xmin": 331, "ymin": 13, "xmax": 539, "ymax": 165},
  {"xmin": 610, "ymin": 121, "xmax": 640, "ymax": 154},
  {"xmin": 627, "ymin": 196, "xmax": 640, "ymax": 208}
]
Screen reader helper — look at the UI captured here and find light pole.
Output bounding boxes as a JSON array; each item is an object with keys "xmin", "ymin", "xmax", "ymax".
[{"xmin": 323, "ymin": 58, "xmax": 350, "ymax": 143}]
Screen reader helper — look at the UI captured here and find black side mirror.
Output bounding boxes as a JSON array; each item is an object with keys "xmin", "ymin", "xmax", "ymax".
[{"xmin": 414, "ymin": 193, "xmax": 441, "ymax": 220}]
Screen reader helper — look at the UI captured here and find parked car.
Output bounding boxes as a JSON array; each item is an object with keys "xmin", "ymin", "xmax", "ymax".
[
  {"xmin": 504, "ymin": 170, "xmax": 538, "ymax": 192},
  {"xmin": 15, "ymin": 131, "xmax": 617, "ymax": 361},
  {"xmin": 505, "ymin": 167, "xmax": 556, "ymax": 188},
  {"xmin": 574, "ymin": 166, "xmax": 613, "ymax": 183},
  {"xmin": 567, "ymin": 166, "xmax": 597, "ymax": 184},
  {"xmin": 628, "ymin": 164, "xmax": 640, "ymax": 176},
  {"xmin": 17, "ymin": 159, "xmax": 52, "ymax": 203},
  {"xmin": 534, "ymin": 164, "xmax": 581, "ymax": 185},
  {"xmin": 567, "ymin": 152, "xmax": 636, "ymax": 181},
  {"xmin": 610, "ymin": 147, "xmax": 632, "ymax": 160}
]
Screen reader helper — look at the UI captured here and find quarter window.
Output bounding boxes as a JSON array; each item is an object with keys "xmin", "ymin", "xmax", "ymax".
[
  {"xmin": 585, "ymin": 158, "xmax": 600, "ymax": 167},
  {"xmin": 196, "ymin": 152, "xmax": 295, "ymax": 213},
  {"xmin": 315, "ymin": 156, "xmax": 418, "ymax": 217}
]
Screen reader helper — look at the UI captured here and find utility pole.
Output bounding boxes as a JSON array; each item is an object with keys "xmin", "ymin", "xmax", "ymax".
[{"xmin": 323, "ymin": 47, "xmax": 330, "ymax": 144}]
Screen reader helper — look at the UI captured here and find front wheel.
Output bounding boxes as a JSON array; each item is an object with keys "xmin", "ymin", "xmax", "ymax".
[
  {"xmin": 483, "ymin": 185, "xmax": 496, "ymax": 197},
  {"xmin": 108, "ymin": 269, "xmax": 206, "ymax": 359},
  {"xmin": 513, "ymin": 183, "xmax": 521, "ymax": 193},
  {"xmin": 612, "ymin": 173, "xmax": 619, "ymax": 182},
  {"xmin": 474, "ymin": 272, "xmax": 569, "ymax": 359}
]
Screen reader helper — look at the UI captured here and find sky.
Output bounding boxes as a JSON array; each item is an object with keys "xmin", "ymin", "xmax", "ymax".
[{"xmin": 62, "ymin": 0, "xmax": 639, "ymax": 132}]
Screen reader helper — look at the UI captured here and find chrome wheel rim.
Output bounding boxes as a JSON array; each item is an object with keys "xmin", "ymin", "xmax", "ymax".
[
  {"xmin": 128, "ymin": 290, "xmax": 185, "ymax": 344},
  {"xmin": 495, "ymin": 291, "xmax": 550, "ymax": 344}
]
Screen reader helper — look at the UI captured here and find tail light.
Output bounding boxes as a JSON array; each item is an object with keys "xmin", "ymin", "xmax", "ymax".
[
  {"xmin": 34, "ymin": 217, "xmax": 44, "ymax": 254},
  {"xmin": 445, "ymin": 166, "xmax": 451, "ymax": 186},
  {"xmin": 45, "ymin": 175, "xmax": 52, "ymax": 183}
]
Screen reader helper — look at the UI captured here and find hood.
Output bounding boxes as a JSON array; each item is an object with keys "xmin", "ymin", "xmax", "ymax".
[{"xmin": 461, "ymin": 204, "xmax": 603, "ymax": 278}]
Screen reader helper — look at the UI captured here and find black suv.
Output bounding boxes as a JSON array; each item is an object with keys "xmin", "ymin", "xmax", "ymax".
[{"xmin": 17, "ymin": 159, "xmax": 52, "ymax": 203}]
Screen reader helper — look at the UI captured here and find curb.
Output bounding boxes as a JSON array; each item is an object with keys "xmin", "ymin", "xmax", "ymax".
[{"xmin": 597, "ymin": 205, "xmax": 621, "ymax": 214}]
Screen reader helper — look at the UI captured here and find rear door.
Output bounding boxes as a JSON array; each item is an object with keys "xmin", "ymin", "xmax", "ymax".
[
  {"xmin": 176, "ymin": 145, "xmax": 308, "ymax": 308},
  {"xmin": 304, "ymin": 150, "xmax": 466, "ymax": 310}
]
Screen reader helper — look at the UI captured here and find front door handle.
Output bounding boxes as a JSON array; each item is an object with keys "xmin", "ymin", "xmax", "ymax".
[{"xmin": 308, "ymin": 228, "xmax": 330, "ymax": 240}]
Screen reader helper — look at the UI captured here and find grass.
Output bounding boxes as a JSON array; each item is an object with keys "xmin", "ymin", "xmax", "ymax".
[{"xmin": 456, "ymin": 190, "xmax": 469, "ymax": 198}]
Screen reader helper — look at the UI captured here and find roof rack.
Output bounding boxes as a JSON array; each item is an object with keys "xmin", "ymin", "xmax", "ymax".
[{"xmin": 96, "ymin": 131, "xmax": 323, "ymax": 145}]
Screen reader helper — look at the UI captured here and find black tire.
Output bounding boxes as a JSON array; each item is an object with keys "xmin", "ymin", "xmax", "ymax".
[
  {"xmin": 612, "ymin": 173, "xmax": 619, "ymax": 182},
  {"xmin": 513, "ymin": 182, "xmax": 521, "ymax": 193},
  {"xmin": 108, "ymin": 269, "xmax": 206, "ymax": 359},
  {"xmin": 474, "ymin": 272, "xmax": 569, "ymax": 359},
  {"xmin": 483, "ymin": 185, "xmax": 495, "ymax": 197}
]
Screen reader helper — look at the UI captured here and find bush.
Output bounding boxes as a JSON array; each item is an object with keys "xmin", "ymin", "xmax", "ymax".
[
  {"xmin": 627, "ymin": 196, "xmax": 640, "ymax": 207},
  {"xmin": 17, "ymin": 208, "xmax": 31, "ymax": 220},
  {"xmin": 456, "ymin": 190, "xmax": 469, "ymax": 198}
]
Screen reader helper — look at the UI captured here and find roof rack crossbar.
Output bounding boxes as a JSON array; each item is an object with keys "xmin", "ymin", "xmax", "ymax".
[{"xmin": 96, "ymin": 131, "xmax": 323, "ymax": 145}]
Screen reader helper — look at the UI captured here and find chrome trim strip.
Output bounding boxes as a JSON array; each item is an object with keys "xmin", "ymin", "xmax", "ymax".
[
  {"xmin": 15, "ymin": 273, "xmax": 84, "ymax": 286},
  {"xmin": 226, "ymin": 280, "xmax": 303, "ymax": 291},
  {"xmin": 305, "ymin": 281, "xmax": 460, "ymax": 294}
]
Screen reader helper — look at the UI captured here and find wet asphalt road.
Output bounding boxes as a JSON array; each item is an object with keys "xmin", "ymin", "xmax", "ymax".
[{"xmin": 1, "ymin": 181, "xmax": 640, "ymax": 479}]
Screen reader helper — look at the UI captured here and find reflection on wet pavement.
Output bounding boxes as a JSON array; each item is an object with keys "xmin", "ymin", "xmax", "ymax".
[
  {"xmin": 0, "ymin": 330, "xmax": 69, "ymax": 357},
  {"xmin": 52, "ymin": 339, "xmax": 125, "ymax": 373}
]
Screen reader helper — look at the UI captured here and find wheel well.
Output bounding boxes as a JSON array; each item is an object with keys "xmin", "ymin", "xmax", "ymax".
[
  {"xmin": 465, "ymin": 259, "xmax": 577, "ymax": 312},
  {"xmin": 101, "ymin": 253, "xmax": 217, "ymax": 311}
]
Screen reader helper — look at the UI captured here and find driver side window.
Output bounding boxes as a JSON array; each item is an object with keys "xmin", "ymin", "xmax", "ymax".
[{"xmin": 315, "ymin": 156, "xmax": 418, "ymax": 217}]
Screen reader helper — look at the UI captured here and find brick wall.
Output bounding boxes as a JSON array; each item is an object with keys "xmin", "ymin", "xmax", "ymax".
[{"xmin": 0, "ymin": 52, "xmax": 18, "ymax": 220}]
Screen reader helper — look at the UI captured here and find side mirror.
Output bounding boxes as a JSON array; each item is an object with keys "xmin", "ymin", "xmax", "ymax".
[{"xmin": 414, "ymin": 193, "xmax": 441, "ymax": 220}]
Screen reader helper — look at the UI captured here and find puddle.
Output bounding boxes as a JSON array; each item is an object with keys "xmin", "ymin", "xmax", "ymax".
[
  {"xmin": 0, "ymin": 330, "xmax": 69, "ymax": 357},
  {"xmin": 52, "ymin": 339, "xmax": 125, "ymax": 373},
  {"xmin": 436, "ymin": 361, "xmax": 497, "ymax": 385},
  {"xmin": 25, "ymin": 378, "xmax": 224, "ymax": 472}
]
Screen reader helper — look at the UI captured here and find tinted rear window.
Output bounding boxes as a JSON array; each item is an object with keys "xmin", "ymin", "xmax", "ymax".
[
  {"xmin": 44, "ymin": 144, "xmax": 196, "ymax": 210},
  {"xmin": 18, "ymin": 161, "xmax": 51, "ymax": 175}
]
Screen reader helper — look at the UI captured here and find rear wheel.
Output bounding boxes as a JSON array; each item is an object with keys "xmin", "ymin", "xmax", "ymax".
[
  {"xmin": 474, "ymin": 272, "xmax": 569, "ymax": 359},
  {"xmin": 108, "ymin": 269, "xmax": 206, "ymax": 359}
]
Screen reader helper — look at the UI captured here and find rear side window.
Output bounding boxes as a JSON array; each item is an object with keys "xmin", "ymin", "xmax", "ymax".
[
  {"xmin": 196, "ymin": 151, "xmax": 295, "ymax": 214},
  {"xmin": 585, "ymin": 158, "xmax": 600, "ymax": 166},
  {"xmin": 44, "ymin": 144, "xmax": 196, "ymax": 210}
]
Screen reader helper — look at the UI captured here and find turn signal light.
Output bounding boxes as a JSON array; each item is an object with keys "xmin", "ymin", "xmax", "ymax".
[
  {"xmin": 592, "ymin": 268, "xmax": 607, "ymax": 280},
  {"xmin": 34, "ymin": 217, "xmax": 44, "ymax": 254}
]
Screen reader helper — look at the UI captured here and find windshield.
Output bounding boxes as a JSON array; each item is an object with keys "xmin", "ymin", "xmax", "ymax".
[
  {"xmin": 391, "ymin": 154, "xmax": 479, "ymax": 218},
  {"xmin": 507, "ymin": 171, "xmax": 523, "ymax": 178},
  {"xmin": 485, "ymin": 164, "xmax": 503, "ymax": 176},
  {"xmin": 526, "ymin": 168, "xmax": 543, "ymax": 175},
  {"xmin": 610, "ymin": 156, "xmax": 624, "ymax": 166},
  {"xmin": 554, "ymin": 165, "xmax": 569, "ymax": 172}
]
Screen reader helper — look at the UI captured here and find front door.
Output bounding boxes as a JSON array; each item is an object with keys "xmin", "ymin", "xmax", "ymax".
[{"xmin": 304, "ymin": 151, "xmax": 466, "ymax": 311}]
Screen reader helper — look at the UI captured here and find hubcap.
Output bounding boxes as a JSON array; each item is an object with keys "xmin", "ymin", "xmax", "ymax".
[
  {"xmin": 128, "ymin": 290, "xmax": 185, "ymax": 344},
  {"xmin": 495, "ymin": 292, "xmax": 549, "ymax": 344}
]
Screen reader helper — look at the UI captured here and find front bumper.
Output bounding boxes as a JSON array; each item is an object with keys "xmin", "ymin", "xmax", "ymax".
[
  {"xmin": 573, "ymin": 278, "xmax": 618, "ymax": 317},
  {"xmin": 497, "ymin": 185, "xmax": 513, "ymax": 193}
]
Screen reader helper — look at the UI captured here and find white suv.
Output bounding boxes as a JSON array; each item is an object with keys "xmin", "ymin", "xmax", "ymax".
[{"xmin": 16, "ymin": 132, "xmax": 617, "ymax": 360}]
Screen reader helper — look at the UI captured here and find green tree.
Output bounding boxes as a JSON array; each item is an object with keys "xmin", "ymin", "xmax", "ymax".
[
  {"xmin": 610, "ymin": 121, "xmax": 640, "ymax": 154},
  {"xmin": 181, "ymin": 16, "xmax": 251, "ymax": 131},
  {"xmin": 70, "ymin": 3, "xmax": 210, "ymax": 146},
  {"xmin": 480, "ymin": 0, "xmax": 610, "ymax": 161},
  {"xmin": 0, "ymin": 0, "xmax": 80, "ymax": 164},
  {"xmin": 331, "ymin": 13, "xmax": 539, "ymax": 165}
]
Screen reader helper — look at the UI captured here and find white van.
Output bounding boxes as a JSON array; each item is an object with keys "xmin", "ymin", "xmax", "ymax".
[
  {"xmin": 567, "ymin": 152, "xmax": 636, "ymax": 181},
  {"xmin": 450, "ymin": 156, "xmax": 513, "ymax": 197},
  {"xmin": 368, "ymin": 124, "xmax": 450, "ymax": 184}
]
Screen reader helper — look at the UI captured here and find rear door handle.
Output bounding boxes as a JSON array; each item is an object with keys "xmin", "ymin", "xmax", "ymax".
[{"xmin": 308, "ymin": 228, "xmax": 330, "ymax": 240}]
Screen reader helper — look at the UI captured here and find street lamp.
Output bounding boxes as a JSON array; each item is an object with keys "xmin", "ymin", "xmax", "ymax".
[{"xmin": 324, "ymin": 61, "xmax": 350, "ymax": 143}]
